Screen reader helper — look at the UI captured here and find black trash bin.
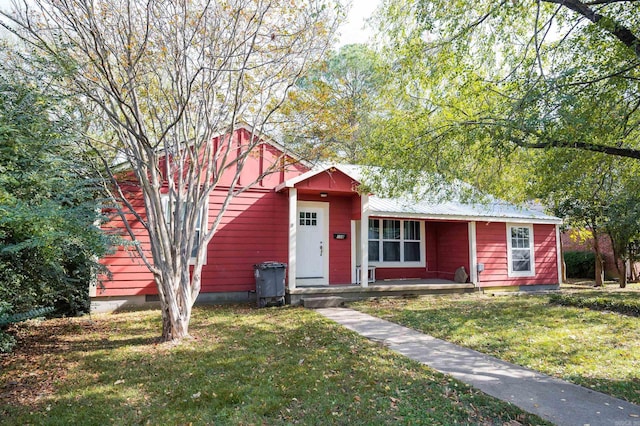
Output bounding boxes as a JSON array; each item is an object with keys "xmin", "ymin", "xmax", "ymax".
[{"xmin": 253, "ymin": 262, "xmax": 287, "ymax": 308}]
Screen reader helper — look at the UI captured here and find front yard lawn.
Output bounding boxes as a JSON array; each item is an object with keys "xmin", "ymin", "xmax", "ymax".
[
  {"xmin": 1, "ymin": 305, "xmax": 550, "ymax": 425},
  {"xmin": 352, "ymin": 291, "xmax": 640, "ymax": 405}
]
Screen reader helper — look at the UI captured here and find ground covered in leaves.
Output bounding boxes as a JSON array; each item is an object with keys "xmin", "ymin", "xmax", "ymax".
[
  {"xmin": 353, "ymin": 288, "xmax": 640, "ymax": 406},
  {"xmin": 0, "ymin": 305, "xmax": 550, "ymax": 425}
]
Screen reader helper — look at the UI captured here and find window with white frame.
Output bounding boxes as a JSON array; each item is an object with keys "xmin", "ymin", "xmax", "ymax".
[
  {"xmin": 507, "ymin": 224, "xmax": 535, "ymax": 277},
  {"xmin": 368, "ymin": 218, "xmax": 423, "ymax": 265},
  {"xmin": 161, "ymin": 196, "xmax": 205, "ymax": 261}
]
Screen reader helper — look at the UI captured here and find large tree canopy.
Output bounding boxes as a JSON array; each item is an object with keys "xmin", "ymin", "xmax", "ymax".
[
  {"xmin": 369, "ymin": 0, "xmax": 640, "ymax": 195},
  {"xmin": 366, "ymin": 0, "xmax": 640, "ymax": 285},
  {"xmin": 281, "ymin": 43, "xmax": 386, "ymax": 163}
]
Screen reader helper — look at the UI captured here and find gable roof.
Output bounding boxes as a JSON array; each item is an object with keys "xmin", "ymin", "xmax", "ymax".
[
  {"xmin": 278, "ymin": 164, "xmax": 561, "ymax": 225},
  {"xmin": 274, "ymin": 163, "xmax": 358, "ymax": 191}
]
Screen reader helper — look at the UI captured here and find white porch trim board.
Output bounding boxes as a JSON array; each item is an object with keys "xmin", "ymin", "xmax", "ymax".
[
  {"xmin": 468, "ymin": 221, "xmax": 478, "ymax": 285},
  {"xmin": 288, "ymin": 188, "xmax": 297, "ymax": 290},
  {"xmin": 360, "ymin": 193, "xmax": 370, "ymax": 288},
  {"xmin": 555, "ymin": 224, "xmax": 563, "ymax": 285},
  {"xmin": 351, "ymin": 220, "xmax": 357, "ymax": 284}
]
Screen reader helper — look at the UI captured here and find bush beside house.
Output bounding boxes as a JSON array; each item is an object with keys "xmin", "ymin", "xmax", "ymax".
[{"xmin": 563, "ymin": 251, "xmax": 596, "ymax": 279}]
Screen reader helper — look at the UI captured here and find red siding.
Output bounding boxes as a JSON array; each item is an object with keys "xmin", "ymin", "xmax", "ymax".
[
  {"xmin": 329, "ymin": 196, "xmax": 353, "ymax": 284},
  {"xmin": 375, "ymin": 267, "xmax": 432, "ymax": 280},
  {"xmin": 99, "ymin": 129, "xmax": 308, "ymax": 297},
  {"xmin": 476, "ymin": 222, "xmax": 558, "ymax": 287},
  {"xmin": 202, "ymin": 189, "xmax": 289, "ymax": 292},
  {"xmin": 433, "ymin": 222, "xmax": 470, "ymax": 280},
  {"xmin": 99, "ymin": 185, "xmax": 156, "ymax": 296},
  {"xmin": 100, "ymin": 127, "xmax": 560, "ymax": 297},
  {"xmin": 295, "ymin": 169, "xmax": 359, "ymax": 194}
]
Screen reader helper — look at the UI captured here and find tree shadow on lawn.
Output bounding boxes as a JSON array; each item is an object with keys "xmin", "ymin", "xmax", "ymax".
[
  {"xmin": 0, "ymin": 314, "xmax": 160, "ymax": 416},
  {"xmin": 2, "ymin": 306, "xmax": 550, "ymax": 425}
]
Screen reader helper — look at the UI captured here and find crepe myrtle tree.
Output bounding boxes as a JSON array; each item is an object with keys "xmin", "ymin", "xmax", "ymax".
[{"xmin": 3, "ymin": 0, "xmax": 343, "ymax": 342}]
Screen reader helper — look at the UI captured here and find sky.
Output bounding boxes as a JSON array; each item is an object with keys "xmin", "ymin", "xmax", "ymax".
[
  {"xmin": 0, "ymin": 0, "xmax": 380, "ymax": 47},
  {"xmin": 337, "ymin": 0, "xmax": 380, "ymax": 47}
]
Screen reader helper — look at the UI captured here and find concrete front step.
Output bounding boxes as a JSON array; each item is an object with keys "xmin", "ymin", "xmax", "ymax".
[
  {"xmin": 302, "ymin": 296, "xmax": 346, "ymax": 308},
  {"xmin": 288, "ymin": 282, "xmax": 476, "ymax": 306}
]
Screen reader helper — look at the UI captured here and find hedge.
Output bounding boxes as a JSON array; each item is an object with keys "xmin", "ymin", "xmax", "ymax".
[
  {"xmin": 564, "ymin": 251, "xmax": 596, "ymax": 278},
  {"xmin": 549, "ymin": 293, "xmax": 640, "ymax": 317}
]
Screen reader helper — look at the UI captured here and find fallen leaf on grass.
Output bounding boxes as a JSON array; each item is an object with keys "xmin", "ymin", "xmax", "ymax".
[
  {"xmin": 390, "ymin": 396, "xmax": 399, "ymax": 410},
  {"xmin": 114, "ymin": 379, "xmax": 125, "ymax": 385}
]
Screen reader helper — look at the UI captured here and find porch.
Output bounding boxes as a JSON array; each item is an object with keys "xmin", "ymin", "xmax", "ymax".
[{"xmin": 287, "ymin": 279, "xmax": 477, "ymax": 307}]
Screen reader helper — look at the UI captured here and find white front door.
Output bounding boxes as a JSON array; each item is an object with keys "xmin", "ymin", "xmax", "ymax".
[{"xmin": 296, "ymin": 202, "xmax": 329, "ymax": 285}]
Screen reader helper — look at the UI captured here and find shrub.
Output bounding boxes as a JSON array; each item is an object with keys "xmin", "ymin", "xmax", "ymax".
[
  {"xmin": 549, "ymin": 293, "xmax": 640, "ymax": 317},
  {"xmin": 0, "ymin": 331, "xmax": 16, "ymax": 353},
  {"xmin": 564, "ymin": 251, "xmax": 596, "ymax": 278},
  {"xmin": 0, "ymin": 72, "xmax": 113, "ymax": 318},
  {"xmin": 0, "ymin": 303, "xmax": 55, "ymax": 353}
]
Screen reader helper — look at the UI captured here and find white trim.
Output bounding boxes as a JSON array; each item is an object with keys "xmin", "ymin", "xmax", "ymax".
[
  {"xmin": 288, "ymin": 188, "xmax": 297, "ymax": 290},
  {"xmin": 360, "ymin": 194, "xmax": 370, "ymax": 287},
  {"xmin": 556, "ymin": 224, "xmax": 563, "ymax": 285},
  {"xmin": 370, "ymin": 210, "xmax": 562, "ymax": 225},
  {"xmin": 468, "ymin": 222, "xmax": 478, "ymax": 285},
  {"xmin": 296, "ymin": 201, "xmax": 330, "ymax": 285},
  {"xmin": 275, "ymin": 164, "xmax": 360, "ymax": 191},
  {"xmin": 506, "ymin": 223, "xmax": 536, "ymax": 278},
  {"xmin": 367, "ymin": 219, "xmax": 426, "ymax": 268},
  {"xmin": 275, "ymin": 167, "xmax": 327, "ymax": 191},
  {"xmin": 351, "ymin": 220, "xmax": 357, "ymax": 284}
]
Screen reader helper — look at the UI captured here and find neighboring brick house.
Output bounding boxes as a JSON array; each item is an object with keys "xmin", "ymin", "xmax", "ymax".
[{"xmin": 561, "ymin": 231, "xmax": 640, "ymax": 280}]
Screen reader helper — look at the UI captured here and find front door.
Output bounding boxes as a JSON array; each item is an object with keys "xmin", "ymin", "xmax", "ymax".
[{"xmin": 296, "ymin": 202, "xmax": 329, "ymax": 285}]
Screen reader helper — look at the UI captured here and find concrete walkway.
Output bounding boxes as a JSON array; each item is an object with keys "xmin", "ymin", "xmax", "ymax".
[{"xmin": 316, "ymin": 308, "xmax": 640, "ymax": 426}]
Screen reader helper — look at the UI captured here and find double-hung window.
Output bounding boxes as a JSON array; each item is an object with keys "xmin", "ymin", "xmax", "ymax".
[
  {"xmin": 161, "ymin": 195, "xmax": 205, "ymax": 263},
  {"xmin": 507, "ymin": 224, "xmax": 535, "ymax": 277},
  {"xmin": 368, "ymin": 219, "xmax": 424, "ymax": 266}
]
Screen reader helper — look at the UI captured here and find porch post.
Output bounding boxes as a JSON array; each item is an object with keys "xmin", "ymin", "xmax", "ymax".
[
  {"xmin": 360, "ymin": 193, "xmax": 369, "ymax": 288},
  {"xmin": 288, "ymin": 188, "xmax": 297, "ymax": 290},
  {"xmin": 555, "ymin": 224, "xmax": 563, "ymax": 285},
  {"xmin": 468, "ymin": 221, "xmax": 478, "ymax": 285}
]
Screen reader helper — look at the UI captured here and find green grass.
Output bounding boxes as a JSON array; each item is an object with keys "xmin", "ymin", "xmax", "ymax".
[
  {"xmin": 0, "ymin": 305, "xmax": 550, "ymax": 425},
  {"xmin": 352, "ymin": 292, "xmax": 640, "ymax": 405}
]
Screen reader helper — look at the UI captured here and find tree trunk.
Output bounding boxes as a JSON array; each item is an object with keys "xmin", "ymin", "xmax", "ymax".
[
  {"xmin": 161, "ymin": 304, "xmax": 190, "ymax": 342},
  {"xmin": 592, "ymin": 231, "xmax": 604, "ymax": 287},
  {"xmin": 609, "ymin": 233, "xmax": 628, "ymax": 289},
  {"xmin": 157, "ymin": 272, "xmax": 193, "ymax": 342},
  {"xmin": 594, "ymin": 255, "xmax": 604, "ymax": 287},
  {"xmin": 618, "ymin": 260, "xmax": 627, "ymax": 288}
]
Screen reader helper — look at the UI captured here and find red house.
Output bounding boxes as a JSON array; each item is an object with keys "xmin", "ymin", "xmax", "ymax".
[{"xmin": 93, "ymin": 128, "xmax": 563, "ymax": 311}]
